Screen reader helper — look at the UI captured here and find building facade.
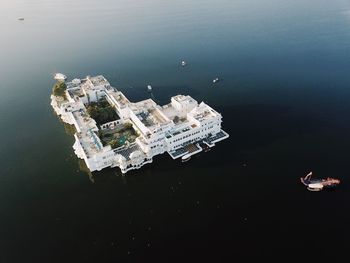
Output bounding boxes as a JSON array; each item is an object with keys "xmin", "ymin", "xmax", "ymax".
[{"xmin": 51, "ymin": 75, "xmax": 229, "ymax": 174}]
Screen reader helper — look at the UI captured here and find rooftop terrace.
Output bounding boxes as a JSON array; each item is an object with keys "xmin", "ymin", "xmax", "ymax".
[
  {"xmin": 72, "ymin": 110, "xmax": 97, "ymax": 131},
  {"xmin": 68, "ymin": 88, "xmax": 85, "ymax": 99},
  {"xmin": 76, "ymin": 129, "xmax": 103, "ymax": 157},
  {"xmin": 109, "ymin": 90, "xmax": 130, "ymax": 106},
  {"xmin": 88, "ymin": 75, "xmax": 109, "ymax": 87}
]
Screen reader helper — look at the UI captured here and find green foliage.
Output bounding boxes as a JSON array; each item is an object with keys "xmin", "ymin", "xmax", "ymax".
[
  {"xmin": 106, "ymin": 136, "xmax": 126, "ymax": 149},
  {"xmin": 63, "ymin": 123, "xmax": 76, "ymax": 135},
  {"xmin": 108, "ymin": 139, "xmax": 120, "ymax": 149},
  {"xmin": 109, "ymin": 138, "xmax": 127, "ymax": 149},
  {"xmin": 98, "ymin": 122, "xmax": 137, "ymax": 149},
  {"xmin": 86, "ymin": 99, "xmax": 118, "ymax": 125},
  {"xmin": 52, "ymin": 81, "xmax": 67, "ymax": 99},
  {"xmin": 124, "ymin": 122, "xmax": 133, "ymax": 129}
]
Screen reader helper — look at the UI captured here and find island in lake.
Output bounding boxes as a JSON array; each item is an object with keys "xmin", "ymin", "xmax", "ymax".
[{"xmin": 51, "ymin": 75, "xmax": 229, "ymax": 173}]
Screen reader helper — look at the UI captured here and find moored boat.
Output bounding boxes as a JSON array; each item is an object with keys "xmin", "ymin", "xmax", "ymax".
[
  {"xmin": 181, "ymin": 153, "xmax": 191, "ymax": 162},
  {"xmin": 300, "ymin": 172, "xmax": 340, "ymax": 191},
  {"xmin": 307, "ymin": 183, "xmax": 324, "ymax": 191}
]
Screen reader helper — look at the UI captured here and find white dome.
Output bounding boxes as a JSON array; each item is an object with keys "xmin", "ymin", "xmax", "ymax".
[
  {"xmin": 130, "ymin": 150, "xmax": 142, "ymax": 160},
  {"xmin": 54, "ymin": 73, "xmax": 67, "ymax": 80}
]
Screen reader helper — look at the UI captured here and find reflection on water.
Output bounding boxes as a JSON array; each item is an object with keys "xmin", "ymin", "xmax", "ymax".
[
  {"xmin": 63, "ymin": 122, "xmax": 76, "ymax": 136},
  {"xmin": 78, "ymin": 159, "xmax": 94, "ymax": 183}
]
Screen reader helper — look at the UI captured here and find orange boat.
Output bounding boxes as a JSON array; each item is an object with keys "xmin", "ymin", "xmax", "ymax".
[{"xmin": 300, "ymin": 172, "xmax": 340, "ymax": 191}]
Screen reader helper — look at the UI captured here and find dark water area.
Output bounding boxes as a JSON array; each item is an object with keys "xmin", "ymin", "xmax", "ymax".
[{"xmin": 1, "ymin": 0, "xmax": 350, "ymax": 261}]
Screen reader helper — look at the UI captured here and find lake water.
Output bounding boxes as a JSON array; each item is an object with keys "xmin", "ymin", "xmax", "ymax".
[{"xmin": 1, "ymin": 0, "xmax": 350, "ymax": 261}]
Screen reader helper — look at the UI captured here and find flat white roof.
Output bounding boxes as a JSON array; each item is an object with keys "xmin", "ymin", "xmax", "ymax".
[{"xmin": 88, "ymin": 75, "xmax": 109, "ymax": 87}]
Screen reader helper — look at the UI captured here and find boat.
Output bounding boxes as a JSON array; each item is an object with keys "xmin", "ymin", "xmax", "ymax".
[
  {"xmin": 54, "ymin": 73, "xmax": 67, "ymax": 81},
  {"xmin": 147, "ymin": 85, "xmax": 152, "ymax": 91},
  {"xmin": 181, "ymin": 60, "xmax": 187, "ymax": 66},
  {"xmin": 181, "ymin": 153, "xmax": 191, "ymax": 162},
  {"xmin": 300, "ymin": 172, "xmax": 340, "ymax": 191},
  {"xmin": 213, "ymin": 77, "xmax": 219, "ymax": 83},
  {"xmin": 18, "ymin": 17, "xmax": 24, "ymax": 21},
  {"xmin": 307, "ymin": 183, "xmax": 324, "ymax": 192}
]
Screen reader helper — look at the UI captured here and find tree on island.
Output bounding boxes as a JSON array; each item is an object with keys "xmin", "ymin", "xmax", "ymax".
[
  {"xmin": 108, "ymin": 139, "xmax": 120, "ymax": 149},
  {"xmin": 86, "ymin": 99, "xmax": 118, "ymax": 125},
  {"xmin": 52, "ymin": 81, "xmax": 67, "ymax": 99}
]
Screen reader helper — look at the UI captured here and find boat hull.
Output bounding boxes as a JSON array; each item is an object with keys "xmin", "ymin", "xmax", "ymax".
[
  {"xmin": 301, "ymin": 173, "xmax": 340, "ymax": 191},
  {"xmin": 181, "ymin": 154, "xmax": 191, "ymax": 162}
]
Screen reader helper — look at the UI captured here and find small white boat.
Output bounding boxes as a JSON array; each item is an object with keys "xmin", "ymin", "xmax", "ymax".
[
  {"xmin": 213, "ymin": 77, "xmax": 219, "ymax": 83},
  {"xmin": 307, "ymin": 183, "xmax": 324, "ymax": 191},
  {"xmin": 54, "ymin": 73, "xmax": 67, "ymax": 81},
  {"xmin": 147, "ymin": 85, "xmax": 152, "ymax": 91},
  {"xmin": 181, "ymin": 153, "xmax": 191, "ymax": 162},
  {"xmin": 181, "ymin": 60, "xmax": 187, "ymax": 66}
]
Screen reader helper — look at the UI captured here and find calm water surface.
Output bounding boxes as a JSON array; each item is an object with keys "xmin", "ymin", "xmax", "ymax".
[{"xmin": 1, "ymin": 0, "xmax": 350, "ymax": 261}]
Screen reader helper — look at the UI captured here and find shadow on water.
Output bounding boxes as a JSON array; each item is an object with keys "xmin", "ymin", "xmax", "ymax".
[
  {"xmin": 63, "ymin": 122, "xmax": 76, "ymax": 136},
  {"xmin": 78, "ymin": 159, "xmax": 95, "ymax": 183}
]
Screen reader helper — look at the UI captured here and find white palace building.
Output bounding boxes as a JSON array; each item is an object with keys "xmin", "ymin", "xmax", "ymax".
[{"xmin": 51, "ymin": 75, "xmax": 229, "ymax": 174}]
